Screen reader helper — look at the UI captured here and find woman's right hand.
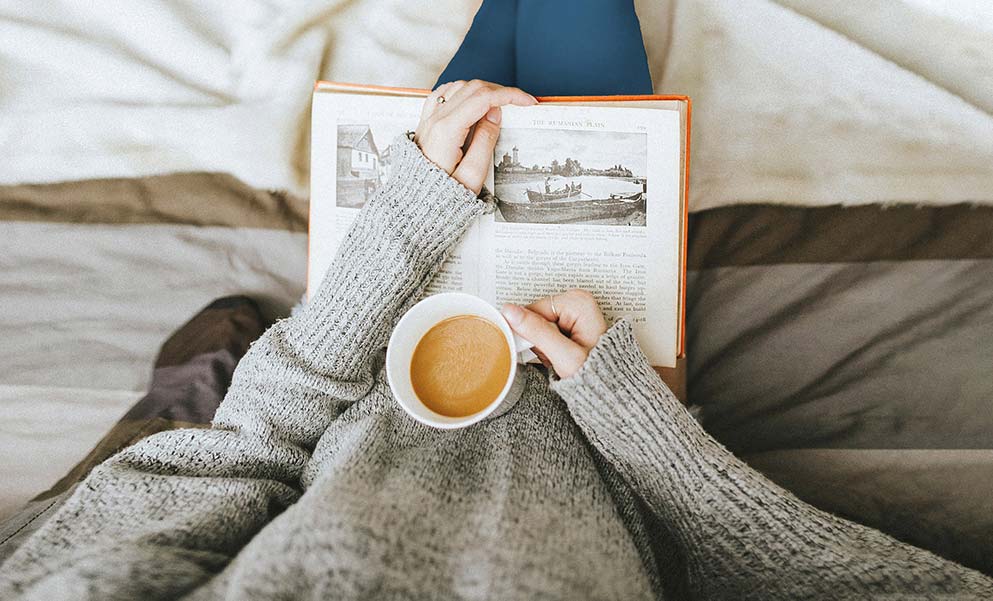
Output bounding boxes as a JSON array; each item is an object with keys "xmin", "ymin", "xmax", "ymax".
[
  {"xmin": 414, "ymin": 80, "xmax": 537, "ymax": 195},
  {"xmin": 501, "ymin": 290, "xmax": 609, "ymax": 379}
]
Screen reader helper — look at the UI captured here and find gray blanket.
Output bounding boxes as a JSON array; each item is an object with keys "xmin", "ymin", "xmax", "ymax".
[
  {"xmin": 1, "ymin": 142, "xmax": 990, "ymax": 598},
  {"xmin": 687, "ymin": 203, "xmax": 993, "ymax": 573},
  {"xmin": 0, "ymin": 175, "xmax": 990, "ymax": 577}
]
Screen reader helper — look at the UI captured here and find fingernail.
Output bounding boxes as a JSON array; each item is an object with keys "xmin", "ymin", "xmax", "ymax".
[
  {"xmin": 529, "ymin": 94, "xmax": 539, "ymax": 105},
  {"xmin": 501, "ymin": 304, "xmax": 523, "ymax": 325},
  {"xmin": 486, "ymin": 106, "xmax": 501, "ymax": 124}
]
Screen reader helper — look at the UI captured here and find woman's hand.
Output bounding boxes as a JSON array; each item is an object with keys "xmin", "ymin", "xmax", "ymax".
[
  {"xmin": 414, "ymin": 80, "xmax": 537, "ymax": 194},
  {"xmin": 501, "ymin": 290, "xmax": 608, "ymax": 379}
]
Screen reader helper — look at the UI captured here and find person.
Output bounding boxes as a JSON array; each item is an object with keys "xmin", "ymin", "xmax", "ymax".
[
  {"xmin": 1, "ymin": 80, "xmax": 991, "ymax": 601},
  {"xmin": 436, "ymin": 0, "xmax": 654, "ymax": 96}
]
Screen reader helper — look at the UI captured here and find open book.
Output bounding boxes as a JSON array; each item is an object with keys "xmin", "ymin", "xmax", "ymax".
[{"xmin": 309, "ymin": 81, "xmax": 690, "ymax": 368}]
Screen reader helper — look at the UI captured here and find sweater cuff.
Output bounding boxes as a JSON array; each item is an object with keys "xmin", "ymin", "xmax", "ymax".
[
  {"xmin": 551, "ymin": 319, "xmax": 682, "ymax": 427},
  {"xmin": 302, "ymin": 132, "xmax": 490, "ymax": 321},
  {"xmin": 284, "ymin": 135, "xmax": 490, "ymax": 377},
  {"xmin": 349, "ymin": 134, "xmax": 491, "ymax": 257}
]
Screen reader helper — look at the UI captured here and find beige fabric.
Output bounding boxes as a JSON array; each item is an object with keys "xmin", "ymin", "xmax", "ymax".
[
  {"xmin": 0, "ymin": 220, "xmax": 306, "ymax": 519},
  {"xmin": 658, "ymin": 0, "xmax": 993, "ymax": 209},
  {"xmin": 2, "ymin": 136, "xmax": 990, "ymax": 599},
  {"xmin": 2, "ymin": 0, "xmax": 992, "ymax": 520},
  {"xmin": 0, "ymin": 0, "xmax": 481, "ymax": 196},
  {"xmin": 0, "ymin": 386, "xmax": 141, "ymax": 521},
  {"xmin": 745, "ymin": 449, "xmax": 993, "ymax": 575},
  {"xmin": 0, "ymin": 172, "xmax": 307, "ymax": 230},
  {"xmin": 1, "ymin": 1, "xmax": 991, "ymax": 207}
]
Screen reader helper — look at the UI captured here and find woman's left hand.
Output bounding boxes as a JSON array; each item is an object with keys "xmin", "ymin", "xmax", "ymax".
[
  {"xmin": 414, "ymin": 80, "xmax": 537, "ymax": 195},
  {"xmin": 501, "ymin": 290, "xmax": 608, "ymax": 379}
]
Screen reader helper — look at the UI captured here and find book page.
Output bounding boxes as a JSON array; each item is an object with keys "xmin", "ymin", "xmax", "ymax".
[
  {"xmin": 478, "ymin": 105, "xmax": 682, "ymax": 366},
  {"xmin": 309, "ymin": 93, "xmax": 480, "ymax": 298},
  {"xmin": 310, "ymin": 92, "xmax": 682, "ymax": 366}
]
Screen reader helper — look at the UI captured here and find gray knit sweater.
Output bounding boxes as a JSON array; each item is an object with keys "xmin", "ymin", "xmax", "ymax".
[{"xmin": 1, "ymin": 136, "xmax": 990, "ymax": 600}]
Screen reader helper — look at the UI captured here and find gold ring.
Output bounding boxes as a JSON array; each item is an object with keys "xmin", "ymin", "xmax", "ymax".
[
  {"xmin": 550, "ymin": 295, "xmax": 559, "ymax": 319},
  {"xmin": 436, "ymin": 95, "xmax": 446, "ymax": 104}
]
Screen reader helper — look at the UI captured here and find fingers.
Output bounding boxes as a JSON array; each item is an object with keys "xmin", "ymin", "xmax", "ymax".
[
  {"xmin": 421, "ymin": 80, "xmax": 466, "ymax": 121},
  {"xmin": 433, "ymin": 80, "xmax": 467, "ymax": 100},
  {"xmin": 527, "ymin": 290, "xmax": 607, "ymax": 349},
  {"xmin": 439, "ymin": 80, "xmax": 533, "ymax": 112},
  {"xmin": 452, "ymin": 107, "xmax": 500, "ymax": 194},
  {"xmin": 416, "ymin": 81, "xmax": 466, "ymax": 171},
  {"xmin": 526, "ymin": 296, "xmax": 556, "ymax": 322},
  {"xmin": 414, "ymin": 79, "xmax": 537, "ymax": 192},
  {"xmin": 439, "ymin": 83, "xmax": 536, "ymax": 132},
  {"xmin": 501, "ymin": 304, "xmax": 589, "ymax": 378}
]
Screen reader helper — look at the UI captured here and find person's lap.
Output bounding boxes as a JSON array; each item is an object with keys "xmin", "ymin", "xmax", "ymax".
[{"xmin": 437, "ymin": 0, "xmax": 653, "ymax": 96}]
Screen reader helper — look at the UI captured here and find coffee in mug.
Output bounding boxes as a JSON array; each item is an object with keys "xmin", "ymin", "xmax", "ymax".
[
  {"xmin": 386, "ymin": 293, "xmax": 533, "ymax": 429},
  {"xmin": 409, "ymin": 315, "xmax": 511, "ymax": 417}
]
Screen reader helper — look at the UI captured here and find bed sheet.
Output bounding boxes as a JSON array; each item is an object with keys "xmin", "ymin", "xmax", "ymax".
[
  {"xmin": 3, "ymin": 183, "xmax": 991, "ymax": 576},
  {"xmin": 0, "ymin": 172, "xmax": 308, "ymax": 519},
  {"xmin": 0, "ymin": 385, "xmax": 141, "ymax": 520},
  {"xmin": 1, "ymin": 1, "xmax": 991, "ymax": 207},
  {"xmin": 685, "ymin": 202, "xmax": 993, "ymax": 574},
  {"xmin": 1, "ymin": 0, "xmax": 992, "ymax": 528}
]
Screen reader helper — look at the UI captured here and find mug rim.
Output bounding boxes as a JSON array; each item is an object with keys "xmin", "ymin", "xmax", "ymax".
[{"xmin": 386, "ymin": 292, "xmax": 518, "ymax": 429}]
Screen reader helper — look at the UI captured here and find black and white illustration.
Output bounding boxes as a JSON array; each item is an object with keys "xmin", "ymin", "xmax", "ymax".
[
  {"xmin": 335, "ymin": 123, "xmax": 404, "ymax": 209},
  {"xmin": 493, "ymin": 128, "xmax": 648, "ymax": 226}
]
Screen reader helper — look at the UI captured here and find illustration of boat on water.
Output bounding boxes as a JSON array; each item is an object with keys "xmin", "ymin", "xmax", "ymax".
[
  {"xmin": 526, "ymin": 181, "xmax": 583, "ymax": 203},
  {"xmin": 497, "ymin": 190, "xmax": 646, "ymax": 225}
]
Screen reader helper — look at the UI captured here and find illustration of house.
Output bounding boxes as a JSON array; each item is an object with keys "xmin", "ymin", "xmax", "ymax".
[
  {"xmin": 337, "ymin": 125, "xmax": 380, "ymax": 179},
  {"xmin": 336, "ymin": 124, "xmax": 383, "ymax": 209}
]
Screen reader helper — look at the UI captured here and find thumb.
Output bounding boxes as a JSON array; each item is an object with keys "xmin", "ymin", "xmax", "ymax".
[
  {"xmin": 501, "ymin": 303, "xmax": 588, "ymax": 378},
  {"xmin": 452, "ymin": 107, "xmax": 501, "ymax": 194}
]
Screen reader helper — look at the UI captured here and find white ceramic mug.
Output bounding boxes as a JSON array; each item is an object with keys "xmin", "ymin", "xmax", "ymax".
[{"xmin": 386, "ymin": 292, "xmax": 534, "ymax": 429}]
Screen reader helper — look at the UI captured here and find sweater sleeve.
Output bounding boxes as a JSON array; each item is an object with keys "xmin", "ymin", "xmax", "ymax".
[
  {"xmin": 553, "ymin": 320, "xmax": 993, "ymax": 600},
  {"xmin": 0, "ymin": 135, "xmax": 488, "ymax": 600}
]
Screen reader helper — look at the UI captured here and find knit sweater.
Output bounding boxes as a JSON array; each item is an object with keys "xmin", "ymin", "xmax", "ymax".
[{"xmin": 1, "ymin": 136, "xmax": 990, "ymax": 601}]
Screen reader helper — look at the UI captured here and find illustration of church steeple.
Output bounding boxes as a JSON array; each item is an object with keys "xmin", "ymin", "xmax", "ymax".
[{"xmin": 512, "ymin": 146, "xmax": 519, "ymax": 166}]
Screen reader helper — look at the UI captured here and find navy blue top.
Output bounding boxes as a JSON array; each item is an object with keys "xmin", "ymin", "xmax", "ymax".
[{"xmin": 437, "ymin": 0, "xmax": 654, "ymax": 97}]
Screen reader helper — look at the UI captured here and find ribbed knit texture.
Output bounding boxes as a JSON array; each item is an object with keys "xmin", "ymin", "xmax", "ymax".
[
  {"xmin": 0, "ymin": 135, "xmax": 990, "ymax": 600},
  {"xmin": 553, "ymin": 322, "xmax": 993, "ymax": 599}
]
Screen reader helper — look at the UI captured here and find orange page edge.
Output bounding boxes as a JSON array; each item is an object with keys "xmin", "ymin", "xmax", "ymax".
[{"xmin": 312, "ymin": 80, "xmax": 691, "ymax": 359}]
